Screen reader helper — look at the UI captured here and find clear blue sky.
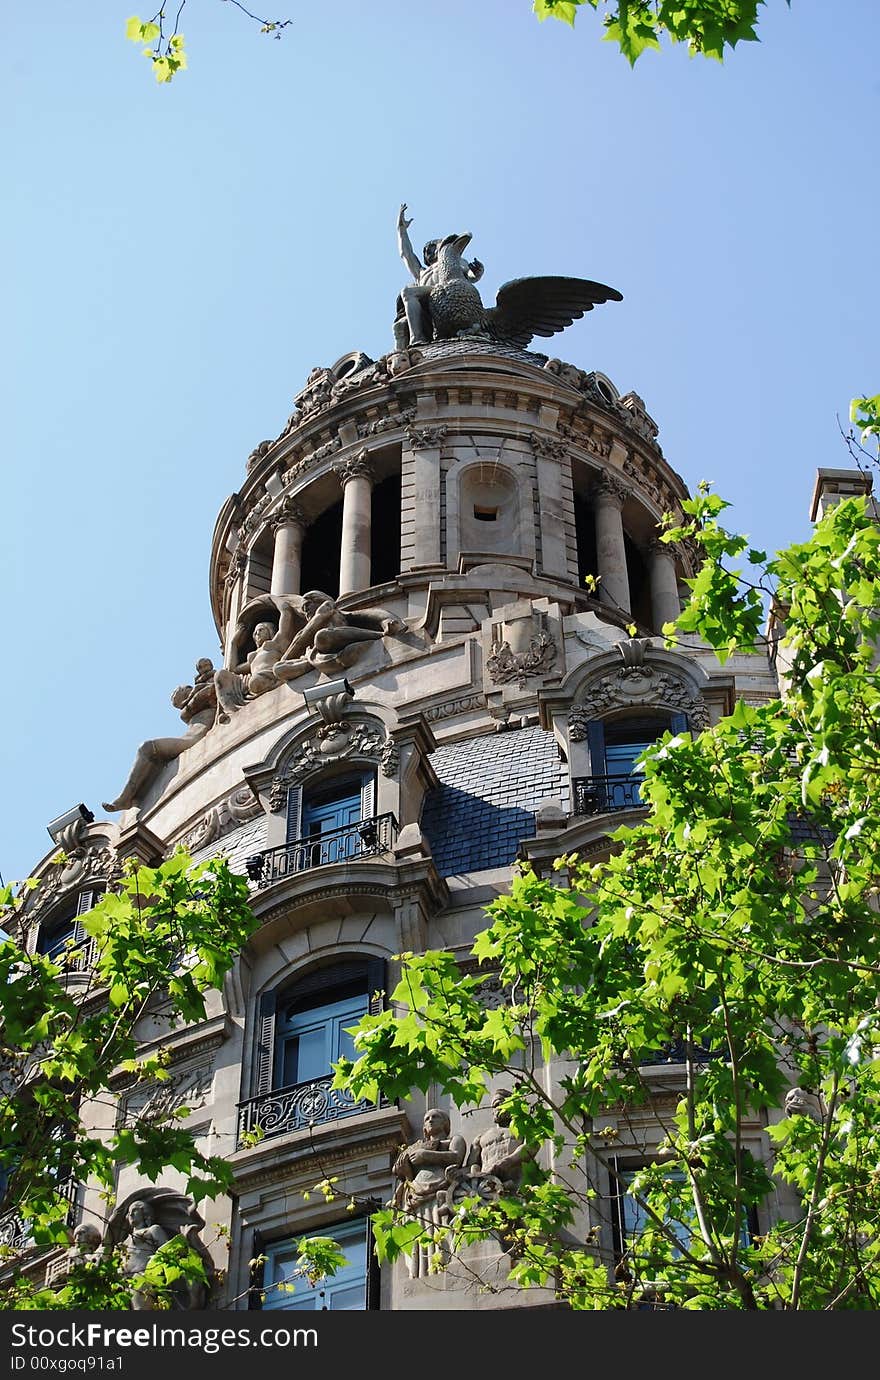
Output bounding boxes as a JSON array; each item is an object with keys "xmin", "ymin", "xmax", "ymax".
[{"xmin": 3, "ymin": 1, "xmax": 878, "ymax": 885}]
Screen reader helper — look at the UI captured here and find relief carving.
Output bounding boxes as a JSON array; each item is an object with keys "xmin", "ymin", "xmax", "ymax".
[
  {"xmin": 487, "ymin": 631, "xmax": 557, "ymax": 688},
  {"xmin": 269, "ymin": 722, "xmax": 397, "ymax": 811},
  {"xmin": 569, "ymin": 662, "xmax": 709, "ymax": 739}
]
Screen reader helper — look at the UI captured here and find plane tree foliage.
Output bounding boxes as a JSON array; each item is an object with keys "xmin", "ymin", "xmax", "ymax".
[
  {"xmin": 335, "ymin": 404, "xmax": 880, "ymax": 1309},
  {"xmin": 533, "ymin": 0, "xmax": 788, "ymax": 65},
  {"xmin": 123, "ymin": 1, "xmax": 786, "ymax": 82},
  {"xmin": 0, "ymin": 853, "xmax": 257, "ymax": 1309}
]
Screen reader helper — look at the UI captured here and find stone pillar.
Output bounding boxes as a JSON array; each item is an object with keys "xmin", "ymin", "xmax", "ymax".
[
  {"xmin": 335, "ymin": 451, "xmax": 374, "ymax": 595},
  {"xmin": 270, "ymin": 499, "xmax": 307, "ymax": 597},
  {"xmin": 593, "ymin": 475, "xmax": 631, "ymax": 616},
  {"xmin": 648, "ymin": 537, "xmax": 681, "ymax": 632}
]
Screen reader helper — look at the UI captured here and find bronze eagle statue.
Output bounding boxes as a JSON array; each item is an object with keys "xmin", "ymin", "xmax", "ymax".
[
  {"xmin": 431, "ymin": 232, "xmax": 623, "ymax": 348},
  {"xmin": 395, "ymin": 207, "xmax": 622, "ymax": 352}
]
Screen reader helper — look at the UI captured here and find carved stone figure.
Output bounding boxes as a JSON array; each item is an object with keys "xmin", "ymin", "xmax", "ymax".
[
  {"xmin": 394, "ymin": 203, "xmax": 484, "ymax": 350},
  {"xmin": 392, "ymin": 1108, "xmax": 467, "ymax": 1278},
  {"xmin": 106, "ymin": 1190, "xmax": 214, "ymax": 1311},
  {"xmin": 394, "ymin": 204, "xmax": 622, "ymax": 351},
  {"xmin": 102, "ymin": 660, "xmax": 218, "ymax": 812},
  {"xmin": 393, "ymin": 1108, "xmax": 467, "ymax": 1212},
  {"xmin": 273, "ymin": 591, "xmax": 406, "ymax": 681},
  {"xmin": 784, "ymin": 1086, "xmax": 823, "ymax": 1121},
  {"xmin": 119, "ymin": 1199, "xmax": 173, "ymax": 1310},
  {"xmin": 214, "ymin": 598, "xmax": 302, "ymax": 721},
  {"xmin": 65, "ymin": 1223, "xmax": 103, "ymax": 1268},
  {"xmin": 465, "ymin": 1090, "xmax": 533, "ymax": 1192}
]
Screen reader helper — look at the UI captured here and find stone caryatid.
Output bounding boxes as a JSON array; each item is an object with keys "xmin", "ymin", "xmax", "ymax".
[
  {"xmin": 392, "ymin": 1107, "xmax": 467, "ymax": 1278},
  {"xmin": 394, "ymin": 203, "xmax": 623, "ymax": 351},
  {"xmin": 464, "ymin": 1089, "xmax": 533, "ymax": 1193},
  {"xmin": 106, "ymin": 1191, "xmax": 214, "ymax": 1311},
  {"xmin": 102, "ymin": 660, "xmax": 218, "ymax": 813}
]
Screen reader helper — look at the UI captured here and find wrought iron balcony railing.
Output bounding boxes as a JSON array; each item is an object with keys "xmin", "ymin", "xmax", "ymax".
[
  {"xmin": 572, "ymin": 774, "xmax": 644, "ymax": 816},
  {"xmin": 0, "ymin": 1177, "xmax": 79, "ymax": 1255},
  {"xmin": 244, "ymin": 813, "xmax": 398, "ymax": 888},
  {"xmin": 236, "ymin": 1076, "xmax": 385, "ymax": 1148}
]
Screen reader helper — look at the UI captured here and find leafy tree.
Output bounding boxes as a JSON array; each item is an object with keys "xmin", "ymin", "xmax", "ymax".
[
  {"xmin": 0, "ymin": 852, "xmax": 256, "ymax": 1309},
  {"xmin": 123, "ymin": 1, "xmax": 788, "ymax": 82},
  {"xmin": 125, "ymin": 2, "xmax": 291, "ymax": 83},
  {"xmin": 335, "ymin": 406, "xmax": 880, "ymax": 1309},
  {"xmin": 534, "ymin": 0, "xmax": 788, "ymax": 64}
]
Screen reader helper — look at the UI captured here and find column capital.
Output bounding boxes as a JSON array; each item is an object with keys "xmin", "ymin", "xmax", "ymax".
[
  {"xmin": 593, "ymin": 473, "xmax": 630, "ymax": 509},
  {"xmin": 334, "ymin": 449, "xmax": 375, "ymax": 487},
  {"xmin": 405, "ymin": 424, "xmax": 448, "ymax": 451},
  {"xmin": 646, "ymin": 534, "xmax": 681, "ymax": 562},
  {"xmin": 270, "ymin": 496, "xmax": 307, "ymax": 533}
]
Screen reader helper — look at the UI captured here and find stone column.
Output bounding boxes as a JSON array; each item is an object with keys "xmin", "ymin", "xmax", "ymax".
[
  {"xmin": 647, "ymin": 537, "xmax": 681, "ymax": 632},
  {"xmin": 270, "ymin": 498, "xmax": 307, "ymax": 597},
  {"xmin": 593, "ymin": 475, "xmax": 631, "ymax": 616},
  {"xmin": 335, "ymin": 451, "xmax": 374, "ymax": 596}
]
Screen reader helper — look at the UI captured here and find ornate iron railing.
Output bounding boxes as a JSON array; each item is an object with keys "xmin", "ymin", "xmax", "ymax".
[
  {"xmin": 244, "ymin": 813, "xmax": 398, "ymax": 887},
  {"xmin": 236, "ymin": 1076, "xmax": 384, "ymax": 1147},
  {"xmin": 0, "ymin": 1178, "xmax": 79, "ymax": 1255},
  {"xmin": 572, "ymin": 774, "xmax": 644, "ymax": 816}
]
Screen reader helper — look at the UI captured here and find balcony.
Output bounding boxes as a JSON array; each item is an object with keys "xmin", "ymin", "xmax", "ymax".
[
  {"xmin": 572, "ymin": 774, "xmax": 644, "ymax": 816},
  {"xmin": 244, "ymin": 813, "xmax": 398, "ymax": 888},
  {"xmin": 236, "ymin": 1076, "xmax": 385, "ymax": 1148},
  {"xmin": 0, "ymin": 1177, "xmax": 78, "ymax": 1255}
]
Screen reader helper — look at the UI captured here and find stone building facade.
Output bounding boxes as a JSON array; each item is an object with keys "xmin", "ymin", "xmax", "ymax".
[{"xmin": 12, "ymin": 242, "xmax": 829, "ymax": 1310}]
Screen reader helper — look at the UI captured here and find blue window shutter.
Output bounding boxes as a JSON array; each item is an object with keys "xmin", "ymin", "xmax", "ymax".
[
  {"xmin": 586, "ymin": 720, "xmax": 606, "ymax": 775},
  {"xmin": 286, "ymin": 785, "xmax": 302, "ymax": 843},
  {"xmin": 670, "ymin": 712, "xmax": 688, "ymax": 734},
  {"xmin": 73, "ymin": 888, "xmax": 95, "ymax": 944},
  {"xmin": 256, "ymin": 990, "xmax": 277, "ymax": 1095}
]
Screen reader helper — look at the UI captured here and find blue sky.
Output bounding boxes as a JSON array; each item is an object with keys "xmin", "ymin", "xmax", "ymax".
[{"xmin": 3, "ymin": 1, "xmax": 878, "ymax": 884}]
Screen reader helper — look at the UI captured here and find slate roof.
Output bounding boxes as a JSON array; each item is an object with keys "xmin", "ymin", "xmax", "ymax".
[{"xmin": 421, "ymin": 725, "xmax": 570, "ymax": 878}]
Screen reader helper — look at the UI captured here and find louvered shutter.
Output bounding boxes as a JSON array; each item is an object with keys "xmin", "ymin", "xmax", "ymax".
[
  {"xmin": 248, "ymin": 1230, "xmax": 266, "ymax": 1310},
  {"xmin": 670, "ymin": 712, "xmax": 688, "ymax": 734},
  {"xmin": 73, "ymin": 888, "xmax": 95, "ymax": 944},
  {"xmin": 360, "ymin": 774, "xmax": 375, "ymax": 823},
  {"xmin": 586, "ymin": 720, "xmax": 606, "ymax": 775},
  {"xmin": 365, "ymin": 1216, "xmax": 381, "ymax": 1311},
  {"xmin": 285, "ymin": 785, "xmax": 303, "ymax": 842},
  {"xmin": 255, "ymin": 990, "xmax": 278, "ymax": 1095},
  {"xmin": 366, "ymin": 957, "xmax": 386, "ymax": 1017}
]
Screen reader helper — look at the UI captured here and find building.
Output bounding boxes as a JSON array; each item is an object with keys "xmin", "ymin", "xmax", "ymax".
[{"xmin": 11, "ymin": 227, "xmax": 825, "ymax": 1311}]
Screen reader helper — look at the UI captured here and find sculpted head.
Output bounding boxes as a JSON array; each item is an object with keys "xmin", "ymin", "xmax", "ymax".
[
  {"xmin": 127, "ymin": 1199, "xmax": 153, "ymax": 1229},
  {"xmin": 253, "ymin": 621, "xmax": 275, "ymax": 647},
  {"xmin": 422, "ymin": 239, "xmax": 438, "ymax": 266},
  {"xmin": 73, "ymin": 1224, "xmax": 102, "ymax": 1252},
  {"xmin": 422, "ymin": 1107, "xmax": 450, "ymax": 1140},
  {"xmin": 491, "ymin": 1089, "xmax": 512, "ymax": 1127},
  {"xmin": 301, "ymin": 591, "xmax": 333, "ymax": 617},
  {"xmin": 195, "ymin": 657, "xmax": 214, "ymax": 678}
]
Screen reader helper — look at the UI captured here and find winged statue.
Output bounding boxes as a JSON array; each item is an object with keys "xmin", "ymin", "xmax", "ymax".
[{"xmin": 394, "ymin": 204, "xmax": 622, "ymax": 352}]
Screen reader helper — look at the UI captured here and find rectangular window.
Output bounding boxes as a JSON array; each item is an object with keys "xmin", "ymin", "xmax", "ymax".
[
  {"xmin": 261, "ymin": 1220, "xmax": 368, "ymax": 1311},
  {"xmin": 277, "ymin": 991, "xmax": 368, "ymax": 1089}
]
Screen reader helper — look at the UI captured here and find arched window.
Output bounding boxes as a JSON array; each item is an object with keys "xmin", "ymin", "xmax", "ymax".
[
  {"xmin": 36, "ymin": 888, "xmax": 101, "ymax": 966},
  {"xmin": 239, "ymin": 959, "xmax": 385, "ymax": 1145},
  {"xmin": 574, "ymin": 713, "xmax": 687, "ymax": 815}
]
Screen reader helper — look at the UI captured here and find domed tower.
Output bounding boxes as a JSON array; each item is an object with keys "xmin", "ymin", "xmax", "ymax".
[{"xmin": 14, "ymin": 219, "xmax": 778, "ymax": 1310}]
